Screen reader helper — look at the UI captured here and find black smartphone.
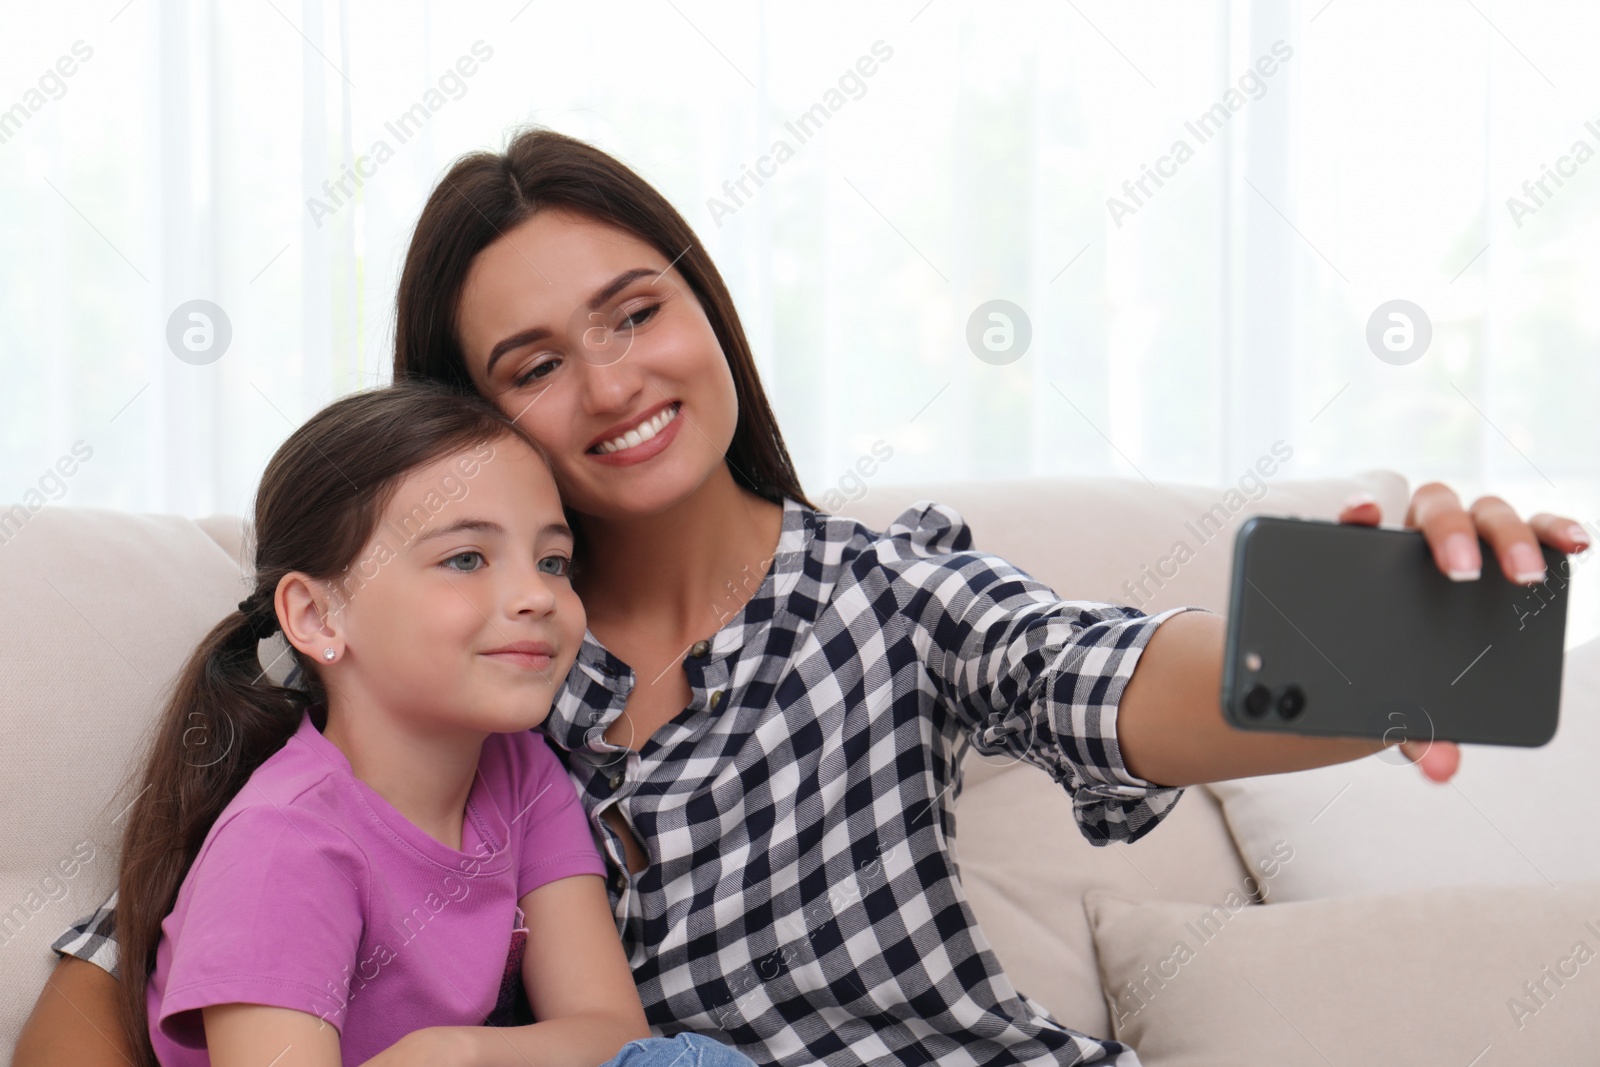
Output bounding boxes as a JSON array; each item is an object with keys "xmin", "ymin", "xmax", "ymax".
[{"xmin": 1220, "ymin": 516, "xmax": 1569, "ymax": 747}]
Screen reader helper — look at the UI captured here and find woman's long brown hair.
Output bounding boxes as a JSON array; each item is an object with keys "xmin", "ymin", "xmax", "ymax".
[
  {"xmin": 114, "ymin": 382, "xmax": 543, "ymax": 1065},
  {"xmin": 392, "ymin": 125, "xmax": 815, "ymax": 511}
]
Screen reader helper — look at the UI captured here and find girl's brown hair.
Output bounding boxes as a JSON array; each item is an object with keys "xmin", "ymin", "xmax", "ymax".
[
  {"xmin": 114, "ymin": 382, "xmax": 543, "ymax": 1065},
  {"xmin": 392, "ymin": 125, "xmax": 814, "ymax": 510}
]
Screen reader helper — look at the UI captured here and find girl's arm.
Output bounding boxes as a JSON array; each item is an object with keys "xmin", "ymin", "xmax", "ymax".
[
  {"xmin": 202, "ymin": 1004, "xmax": 342, "ymax": 1066},
  {"xmin": 13, "ymin": 957, "xmax": 132, "ymax": 1067},
  {"xmin": 205, "ymin": 1003, "xmax": 488, "ymax": 1067},
  {"xmin": 1117, "ymin": 486, "xmax": 1587, "ymax": 787},
  {"xmin": 444, "ymin": 873, "xmax": 651, "ymax": 1067}
]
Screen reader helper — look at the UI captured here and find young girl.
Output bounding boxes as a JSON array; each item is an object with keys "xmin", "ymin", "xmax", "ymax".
[{"xmin": 113, "ymin": 382, "xmax": 756, "ymax": 1067}]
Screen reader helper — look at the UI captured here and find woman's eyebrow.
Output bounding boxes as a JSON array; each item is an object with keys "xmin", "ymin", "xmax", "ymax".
[
  {"xmin": 486, "ymin": 328, "xmax": 552, "ymax": 377},
  {"xmin": 485, "ymin": 266, "xmax": 661, "ymax": 377},
  {"xmin": 586, "ymin": 266, "xmax": 658, "ymax": 310}
]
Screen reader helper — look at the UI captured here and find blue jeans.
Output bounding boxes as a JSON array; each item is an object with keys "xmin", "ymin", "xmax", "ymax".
[{"xmin": 602, "ymin": 1032, "xmax": 759, "ymax": 1067}]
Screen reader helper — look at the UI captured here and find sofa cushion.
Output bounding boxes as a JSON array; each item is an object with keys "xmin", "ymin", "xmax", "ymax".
[
  {"xmin": 1086, "ymin": 883, "xmax": 1600, "ymax": 1065},
  {"xmin": 954, "ymin": 768, "xmax": 1254, "ymax": 1039},
  {"xmin": 0, "ymin": 507, "xmax": 251, "ymax": 1057}
]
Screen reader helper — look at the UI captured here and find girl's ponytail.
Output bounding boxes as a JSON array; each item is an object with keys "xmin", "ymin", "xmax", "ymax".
[
  {"xmin": 108, "ymin": 380, "xmax": 539, "ymax": 1066},
  {"xmin": 114, "ymin": 586, "xmax": 317, "ymax": 1067}
]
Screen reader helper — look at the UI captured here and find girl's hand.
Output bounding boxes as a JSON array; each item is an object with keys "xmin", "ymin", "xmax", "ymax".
[
  {"xmin": 1337, "ymin": 482, "xmax": 1589, "ymax": 783},
  {"xmin": 358, "ymin": 1026, "xmax": 483, "ymax": 1067}
]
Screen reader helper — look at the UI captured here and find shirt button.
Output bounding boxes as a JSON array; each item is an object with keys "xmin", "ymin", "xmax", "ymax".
[
  {"xmin": 609, "ymin": 772, "xmax": 624, "ymax": 789},
  {"xmin": 612, "ymin": 872, "xmax": 626, "ymax": 892},
  {"xmin": 689, "ymin": 639, "xmax": 711, "ymax": 658},
  {"xmin": 709, "ymin": 689, "xmax": 724, "ymax": 711}
]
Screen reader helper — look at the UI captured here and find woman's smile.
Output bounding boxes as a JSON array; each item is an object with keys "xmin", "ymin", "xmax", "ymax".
[{"xmin": 586, "ymin": 400, "xmax": 683, "ymax": 465}]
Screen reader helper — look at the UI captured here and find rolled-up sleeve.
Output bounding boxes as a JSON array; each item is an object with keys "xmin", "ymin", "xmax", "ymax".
[
  {"xmin": 51, "ymin": 889, "xmax": 120, "ymax": 978},
  {"xmin": 870, "ymin": 501, "xmax": 1212, "ymax": 845}
]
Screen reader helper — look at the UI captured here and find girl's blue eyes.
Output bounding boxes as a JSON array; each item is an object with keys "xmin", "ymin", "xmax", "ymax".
[
  {"xmin": 442, "ymin": 551, "xmax": 484, "ymax": 572},
  {"xmin": 441, "ymin": 551, "xmax": 572, "ymax": 578},
  {"xmin": 512, "ymin": 303, "xmax": 660, "ymax": 388}
]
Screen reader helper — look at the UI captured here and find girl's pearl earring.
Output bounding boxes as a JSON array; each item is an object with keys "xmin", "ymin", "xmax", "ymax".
[{"xmin": 322, "ymin": 648, "xmax": 337, "ymax": 661}]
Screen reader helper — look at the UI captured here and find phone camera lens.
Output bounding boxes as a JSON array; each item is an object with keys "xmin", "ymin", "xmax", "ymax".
[
  {"xmin": 1242, "ymin": 683, "xmax": 1272, "ymax": 718},
  {"xmin": 1276, "ymin": 685, "xmax": 1307, "ymax": 720}
]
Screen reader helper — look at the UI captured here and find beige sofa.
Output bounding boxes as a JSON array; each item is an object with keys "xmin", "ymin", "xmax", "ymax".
[{"xmin": 4, "ymin": 471, "xmax": 1597, "ymax": 1064}]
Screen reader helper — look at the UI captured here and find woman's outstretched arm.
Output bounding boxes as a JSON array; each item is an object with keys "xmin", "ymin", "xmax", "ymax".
[
  {"xmin": 1118, "ymin": 484, "xmax": 1588, "ymax": 787},
  {"xmin": 1118, "ymin": 609, "xmax": 1384, "ymax": 786},
  {"xmin": 13, "ymin": 956, "xmax": 133, "ymax": 1067}
]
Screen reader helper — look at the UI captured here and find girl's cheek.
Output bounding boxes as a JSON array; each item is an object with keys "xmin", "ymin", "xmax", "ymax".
[{"xmin": 564, "ymin": 595, "xmax": 587, "ymax": 636}]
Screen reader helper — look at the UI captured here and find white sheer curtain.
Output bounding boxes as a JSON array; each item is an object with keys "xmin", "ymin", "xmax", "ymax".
[{"xmin": 3, "ymin": 0, "xmax": 1596, "ymax": 641}]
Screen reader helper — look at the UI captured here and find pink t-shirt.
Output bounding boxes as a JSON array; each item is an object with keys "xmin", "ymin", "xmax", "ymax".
[{"xmin": 147, "ymin": 707, "xmax": 606, "ymax": 1066}]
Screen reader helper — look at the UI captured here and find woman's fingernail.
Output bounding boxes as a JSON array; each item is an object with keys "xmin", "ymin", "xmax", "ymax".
[
  {"xmin": 1510, "ymin": 542, "xmax": 1547, "ymax": 584},
  {"xmin": 1444, "ymin": 533, "xmax": 1480, "ymax": 581},
  {"xmin": 1343, "ymin": 490, "xmax": 1377, "ymax": 511},
  {"xmin": 1567, "ymin": 523, "xmax": 1591, "ymax": 550}
]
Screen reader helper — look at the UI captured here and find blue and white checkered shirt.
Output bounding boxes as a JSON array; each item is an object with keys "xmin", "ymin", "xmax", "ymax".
[{"xmin": 58, "ymin": 496, "xmax": 1197, "ymax": 1065}]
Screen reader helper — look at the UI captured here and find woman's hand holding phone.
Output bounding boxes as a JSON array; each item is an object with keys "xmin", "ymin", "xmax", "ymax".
[{"xmin": 1333, "ymin": 482, "xmax": 1588, "ymax": 782}]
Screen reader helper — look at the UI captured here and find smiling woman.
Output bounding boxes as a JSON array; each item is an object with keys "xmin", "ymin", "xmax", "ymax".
[
  {"xmin": 394, "ymin": 131, "xmax": 812, "ymax": 526},
  {"xmin": 449, "ymin": 208, "xmax": 749, "ymax": 526}
]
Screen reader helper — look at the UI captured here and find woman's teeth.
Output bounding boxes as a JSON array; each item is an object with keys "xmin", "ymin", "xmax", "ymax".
[{"xmin": 596, "ymin": 403, "xmax": 678, "ymax": 454}]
